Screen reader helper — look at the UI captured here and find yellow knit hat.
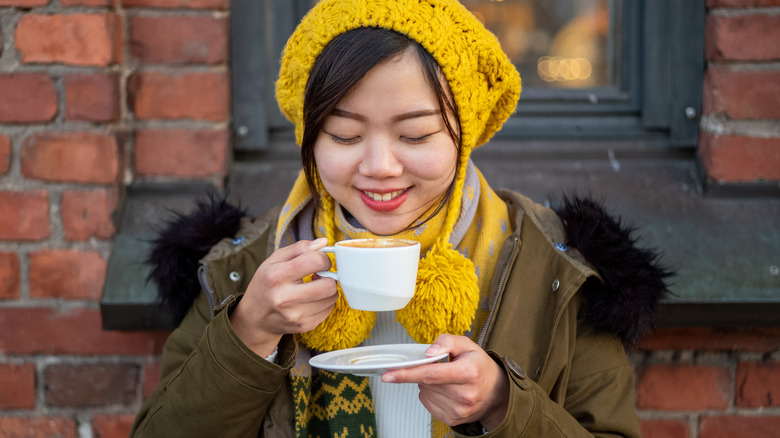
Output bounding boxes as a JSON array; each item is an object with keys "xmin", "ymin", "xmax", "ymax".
[
  {"xmin": 275, "ymin": 0, "xmax": 522, "ymax": 351},
  {"xmin": 276, "ymin": 0, "xmax": 521, "ymax": 152}
]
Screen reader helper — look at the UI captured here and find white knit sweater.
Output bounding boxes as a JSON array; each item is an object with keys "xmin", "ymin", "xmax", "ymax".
[{"xmin": 363, "ymin": 311, "xmax": 431, "ymax": 437}]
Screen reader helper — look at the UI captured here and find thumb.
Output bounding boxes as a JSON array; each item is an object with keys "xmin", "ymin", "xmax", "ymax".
[{"xmin": 425, "ymin": 334, "xmax": 476, "ymax": 359}]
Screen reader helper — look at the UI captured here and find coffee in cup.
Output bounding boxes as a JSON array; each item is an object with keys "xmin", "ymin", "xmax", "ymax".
[{"xmin": 317, "ymin": 238, "xmax": 420, "ymax": 311}]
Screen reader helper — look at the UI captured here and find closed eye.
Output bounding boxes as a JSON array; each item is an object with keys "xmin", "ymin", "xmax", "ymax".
[
  {"xmin": 329, "ymin": 134, "xmax": 361, "ymax": 145},
  {"xmin": 402, "ymin": 132, "xmax": 438, "ymax": 144}
]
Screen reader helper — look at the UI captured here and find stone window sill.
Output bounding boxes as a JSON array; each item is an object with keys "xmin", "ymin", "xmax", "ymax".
[{"xmin": 101, "ymin": 149, "xmax": 780, "ymax": 330}]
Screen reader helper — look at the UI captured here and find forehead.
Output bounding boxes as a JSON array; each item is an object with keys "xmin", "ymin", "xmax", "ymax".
[{"xmin": 335, "ymin": 49, "xmax": 457, "ymax": 120}]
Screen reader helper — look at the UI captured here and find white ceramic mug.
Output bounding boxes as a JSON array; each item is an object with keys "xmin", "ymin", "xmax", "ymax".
[{"xmin": 317, "ymin": 238, "xmax": 421, "ymax": 311}]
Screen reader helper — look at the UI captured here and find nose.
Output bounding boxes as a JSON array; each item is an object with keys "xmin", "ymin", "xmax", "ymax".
[{"xmin": 357, "ymin": 137, "xmax": 403, "ymax": 178}]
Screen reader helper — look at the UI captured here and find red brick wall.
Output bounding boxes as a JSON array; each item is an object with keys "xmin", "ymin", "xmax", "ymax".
[
  {"xmin": 700, "ymin": 0, "xmax": 780, "ymax": 183},
  {"xmin": 0, "ymin": 1, "xmax": 777, "ymax": 438},
  {"xmin": 0, "ymin": 0, "xmax": 227, "ymax": 436},
  {"xmin": 635, "ymin": 328, "xmax": 780, "ymax": 438}
]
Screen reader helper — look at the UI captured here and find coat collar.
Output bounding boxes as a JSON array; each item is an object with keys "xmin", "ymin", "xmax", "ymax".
[{"xmin": 147, "ymin": 191, "xmax": 672, "ymax": 347}]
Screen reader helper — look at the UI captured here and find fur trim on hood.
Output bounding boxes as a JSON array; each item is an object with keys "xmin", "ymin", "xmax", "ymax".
[
  {"xmin": 554, "ymin": 195, "xmax": 674, "ymax": 346},
  {"xmin": 146, "ymin": 194, "xmax": 247, "ymax": 324},
  {"xmin": 146, "ymin": 194, "xmax": 673, "ymax": 346}
]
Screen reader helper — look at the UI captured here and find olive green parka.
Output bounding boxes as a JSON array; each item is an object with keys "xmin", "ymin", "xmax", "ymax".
[{"xmin": 131, "ymin": 190, "xmax": 670, "ymax": 437}]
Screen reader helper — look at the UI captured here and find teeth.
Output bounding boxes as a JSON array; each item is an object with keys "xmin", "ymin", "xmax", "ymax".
[{"xmin": 364, "ymin": 190, "xmax": 404, "ymax": 202}]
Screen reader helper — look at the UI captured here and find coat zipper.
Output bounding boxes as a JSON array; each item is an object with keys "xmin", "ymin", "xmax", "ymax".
[
  {"xmin": 476, "ymin": 236, "xmax": 519, "ymax": 348},
  {"xmin": 197, "ymin": 265, "xmax": 217, "ymax": 319}
]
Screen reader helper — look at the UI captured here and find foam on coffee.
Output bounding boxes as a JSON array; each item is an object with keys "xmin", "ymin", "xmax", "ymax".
[{"xmin": 339, "ymin": 239, "xmax": 416, "ymax": 248}]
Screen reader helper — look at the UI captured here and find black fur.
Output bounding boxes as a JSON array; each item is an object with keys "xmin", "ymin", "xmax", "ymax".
[
  {"xmin": 145, "ymin": 193, "xmax": 246, "ymax": 325},
  {"xmin": 555, "ymin": 195, "xmax": 674, "ymax": 347},
  {"xmin": 146, "ymin": 194, "xmax": 673, "ymax": 345}
]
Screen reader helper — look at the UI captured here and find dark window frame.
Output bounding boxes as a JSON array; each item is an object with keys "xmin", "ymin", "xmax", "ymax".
[{"xmin": 230, "ymin": 0, "xmax": 705, "ymax": 150}]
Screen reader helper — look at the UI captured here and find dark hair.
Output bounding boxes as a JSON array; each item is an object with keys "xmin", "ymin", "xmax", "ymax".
[{"xmin": 301, "ymin": 27, "xmax": 461, "ymax": 220}]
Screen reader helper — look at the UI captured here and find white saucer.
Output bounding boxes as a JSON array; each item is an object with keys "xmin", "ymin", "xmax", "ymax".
[{"xmin": 309, "ymin": 344, "xmax": 449, "ymax": 376}]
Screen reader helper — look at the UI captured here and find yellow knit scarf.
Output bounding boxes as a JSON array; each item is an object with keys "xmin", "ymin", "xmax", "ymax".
[{"xmin": 275, "ymin": 160, "xmax": 510, "ymax": 352}]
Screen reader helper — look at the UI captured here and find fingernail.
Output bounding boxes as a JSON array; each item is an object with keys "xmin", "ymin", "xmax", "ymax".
[
  {"xmin": 381, "ymin": 374, "xmax": 396, "ymax": 383},
  {"xmin": 310, "ymin": 237, "xmax": 327, "ymax": 249},
  {"xmin": 425, "ymin": 344, "xmax": 440, "ymax": 356}
]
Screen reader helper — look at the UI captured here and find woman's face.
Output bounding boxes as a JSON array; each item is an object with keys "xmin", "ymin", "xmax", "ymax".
[{"xmin": 314, "ymin": 48, "xmax": 458, "ymax": 236}]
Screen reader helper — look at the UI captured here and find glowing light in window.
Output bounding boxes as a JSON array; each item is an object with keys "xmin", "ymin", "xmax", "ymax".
[{"xmin": 537, "ymin": 56, "xmax": 592, "ymax": 83}]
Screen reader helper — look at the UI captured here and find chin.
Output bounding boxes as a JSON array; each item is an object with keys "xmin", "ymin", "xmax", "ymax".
[
  {"xmin": 365, "ymin": 225, "xmax": 405, "ymax": 237},
  {"xmin": 360, "ymin": 217, "xmax": 408, "ymax": 236}
]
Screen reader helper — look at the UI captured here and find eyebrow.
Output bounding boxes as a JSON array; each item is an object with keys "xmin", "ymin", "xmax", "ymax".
[{"xmin": 330, "ymin": 108, "xmax": 441, "ymax": 123}]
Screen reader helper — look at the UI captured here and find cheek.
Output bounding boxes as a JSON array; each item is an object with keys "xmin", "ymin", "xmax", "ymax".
[
  {"xmin": 314, "ymin": 145, "xmax": 352, "ymax": 186},
  {"xmin": 409, "ymin": 147, "xmax": 458, "ymax": 184}
]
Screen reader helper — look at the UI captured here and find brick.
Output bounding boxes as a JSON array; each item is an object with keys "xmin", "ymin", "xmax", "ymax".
[
  {"xmin": 0, "ymin": 252, "xmax": 20, "ymax": 299},
  {"xmin": 44, "ymin": 363, "xmax": 137, "ymax": 407},
  {"xmin": 64, "ymin": 73, "xmax": 120, "ymax": 122},
  {"xmin": 29, "ymin": 249, "xmax": 106, "ymax": 300},
  {"xmin": 21, "ymin": 132, "xmax": 119, "ymax": 184},
  {"xmin": 639, "ymin": 419, "xmax": 689, "ymax": 438},
  {"xmin": 0, "ymin": 0, "xmax": 49, "ymax": 5},
  {"xmin": 130, "ymin": 16, "xmax": 227, "ymax": 64},
  {"xmin": 122, "ymin": 0, "xmax": 228, "ymax": 8},
  {"xmin": 0, "ymin": 417, "xmax": 76, "ymax": 438},
  {"xmin": 142, "ymin": 361, "xmax": 162, "ymax": 399},
  {"xmin": 736, "ymin": 361, "xmax": 780, "ymax": 407},
  {"xmin": 699, "ymin": 415, "xmax": 780, "ymax": 438},
  {"xmin": 699, "ymin": 133, "xmax": 780, "ymax": 182},
  {"xmin": 640, "ymin": 328, "xmax": 780, "ymax": 352},
  {"xmin": 92, "ymin": 414, "xmax": 136, "ymax": 438},
  {"xmin": 0, "ymin": 135, "xmax": 9, "ymax": 176},
  {"xmin": 61, "ymin": 189, "xmax": 118, "ymax": 241},
  {"xmin": 637, "ymin": 364, "xmax": 730, "ymax": 410},
  {"xmin": 708, "ymin": 0, "xmax": 780, "ymax": 6},
  {"xmin": 61, "ymin": 0, "xmax": 111, "ymax": 5},
  {"xmin": 0, "ymin": 74, "xmax": 57, "ymax": 123},
  {"xmin": 0, "ymin": 190, "xmax": 50, "ymax": 241},
  {"xmin": 128, "ymin": 71, "xmax": 229, "ymax": 121},
  {"xmin": 0, "ymin": 307, "xmax": 169, "ymax": 355},
  {"xmin": 703, "ymin": 67, "xmax": 780, "ymax": 119},
  {"xmin": 15, "ymin": 13, "xmax": 122, "ymax": 66},
  {"xmin": 707, "ymin": 14, "xmax": 780, "ymax": 61},
  {"xmin": 0, "ymin": 363, "xmax": 36, "ymax": 409},
  {"xmin": 134, "ymin": 129, "xmax": 228, "ymax": 177}
]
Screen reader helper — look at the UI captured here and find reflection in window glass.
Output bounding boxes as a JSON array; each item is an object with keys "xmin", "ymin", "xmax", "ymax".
[{"xmin": 462, "ymin": 0, "xmax": 619, "ymax": 89}]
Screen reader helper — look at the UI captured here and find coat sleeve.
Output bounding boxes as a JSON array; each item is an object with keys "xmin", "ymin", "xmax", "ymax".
[{"xmin": 129, "ymin": 292, "xmax": 296, "ymax": 438}]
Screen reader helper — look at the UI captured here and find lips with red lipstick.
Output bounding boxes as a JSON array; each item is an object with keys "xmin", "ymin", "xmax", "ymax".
[{"xmin": 359, "ymin": 188, "xmax": 409, "ymax": 212}]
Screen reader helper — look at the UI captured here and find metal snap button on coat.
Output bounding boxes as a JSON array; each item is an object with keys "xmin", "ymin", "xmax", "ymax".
[
  {"xmin": 554, "ymin": 242, "xmax": 567, "ymax": 251},
  {"xmin": 552, "ymin": 278, "xmax": 560, "ymax": 292},
  {"xmin": 229, "ymin": 271, "xmax": 240, "ymax": 282},
  {"xmin": 504, "ymin": 356, "xmax": 527, "ymax": 380}
]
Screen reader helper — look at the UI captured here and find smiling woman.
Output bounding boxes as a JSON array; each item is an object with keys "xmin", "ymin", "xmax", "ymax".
[{"xmin": 132, "ymin": 1, "xmax": 672, "ymax": 437}]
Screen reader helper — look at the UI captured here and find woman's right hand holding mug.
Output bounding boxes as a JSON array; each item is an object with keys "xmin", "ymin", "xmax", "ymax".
[{"xmin": 229, "ymin": 237, "xmax": 338, "ymax": 357}]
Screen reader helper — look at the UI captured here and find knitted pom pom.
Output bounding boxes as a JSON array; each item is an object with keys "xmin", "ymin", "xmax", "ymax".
[
  {"xmin": 298, "ymin": 284, "xmax": 376, "ymax": 352},
  {"xmin": 396, "ymin": 242, "xmax": 480, "ymax": 344}
]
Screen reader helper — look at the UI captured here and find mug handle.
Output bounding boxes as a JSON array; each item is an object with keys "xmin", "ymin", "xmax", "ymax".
[{"xmin": 316, "ymin": 246, "xmax": 338, "ymax": 280}]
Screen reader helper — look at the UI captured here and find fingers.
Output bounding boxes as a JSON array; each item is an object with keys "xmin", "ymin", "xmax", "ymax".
[
  {"xmin": 269, "ymin": 237, "xmax": 331, "ymax": 272},
  {"xmin": 294, "ymin": 276, "xmax": 339, "ymax": 306},
  {"xmin": 383, "ymin": 334, "xmax": 477, "ymax": 384},
  {"xmin": 259, "ymin": 238, "xmax": 333, "ymax": 286},
  {"xmin": 271, "ymin": 237, "xmax": 329, "ymax": 262},
  {"xmin": 381, "ymin": 337, "xmax": 509, "ymax": 429}
]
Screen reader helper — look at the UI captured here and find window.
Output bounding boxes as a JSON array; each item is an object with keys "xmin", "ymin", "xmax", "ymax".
[{"xmin": 230, "ymin": 0, "xmax": 704, "ymax": 150}]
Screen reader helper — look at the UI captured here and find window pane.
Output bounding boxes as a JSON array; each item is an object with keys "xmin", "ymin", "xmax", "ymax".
[{"xmin": 462, "ymin": 0, "xmax": 620, "ymax": 89}]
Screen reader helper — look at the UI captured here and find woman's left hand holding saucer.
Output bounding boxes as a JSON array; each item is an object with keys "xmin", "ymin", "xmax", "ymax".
[{"xmin": 380, "ymin": 334, "xmax": 509, "ymax": 431}]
